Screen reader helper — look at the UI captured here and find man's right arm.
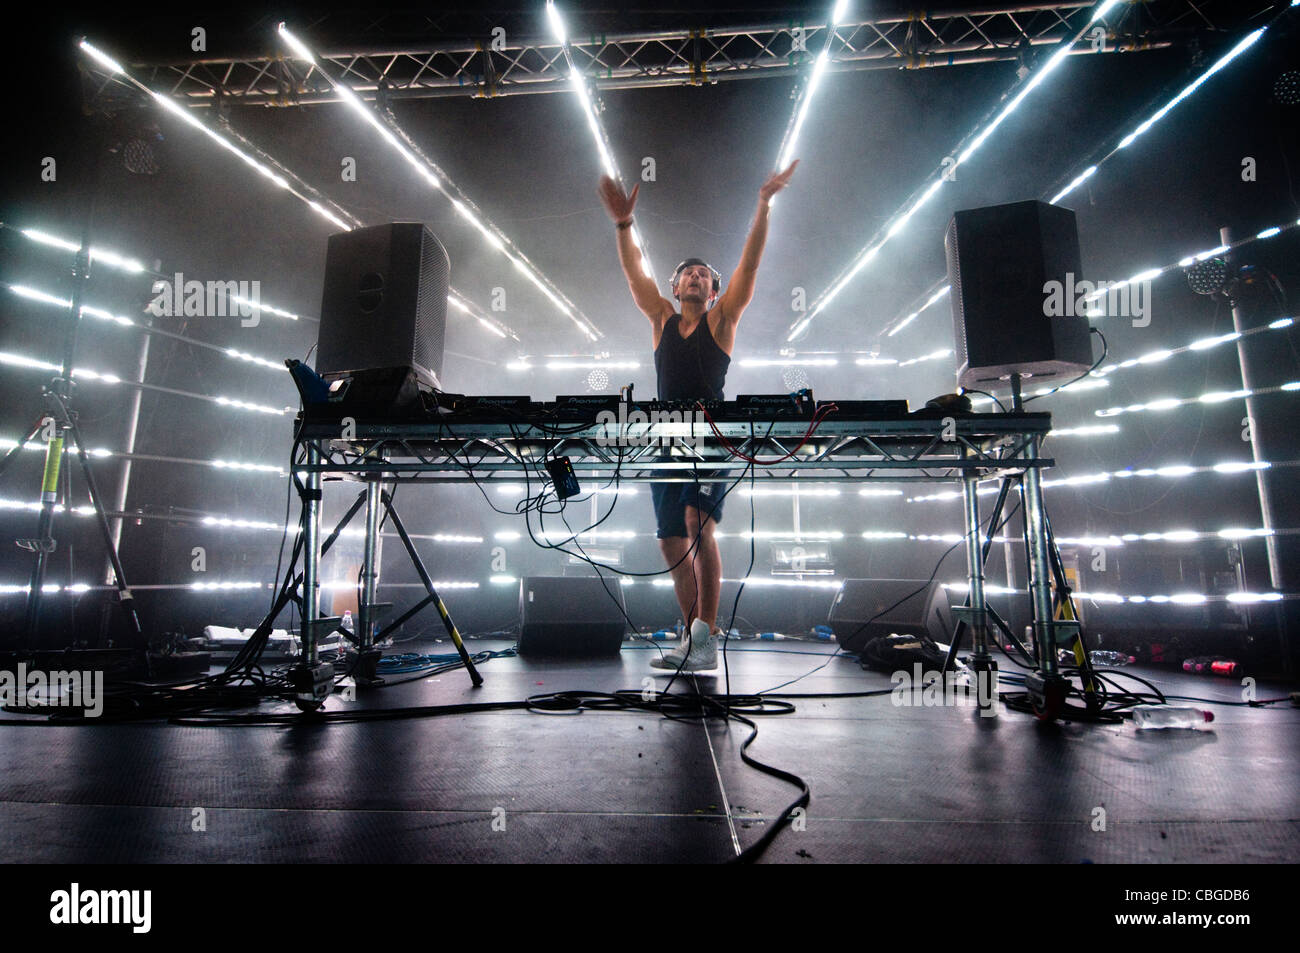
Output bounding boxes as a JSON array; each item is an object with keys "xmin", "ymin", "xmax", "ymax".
[
  {"xmin": 614, "ymin": 222, "xmax": 673, "ymax": 322},
  {"xmin": 599, "ymin": 175, "xmax": 673, "ymax": 324}
]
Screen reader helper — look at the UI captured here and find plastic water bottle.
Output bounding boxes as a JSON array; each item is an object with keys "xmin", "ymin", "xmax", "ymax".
[
  {"xmin": 341, "ymin": 610, "xmax": 353, "ymax": 634},
  {"xmin": 1089, "ymin": 650, "xmax": 1134, "ymax": 667},
  {"xmin": 1132, "ymin": 705, "xmax": 1214, "ymax": 730}
]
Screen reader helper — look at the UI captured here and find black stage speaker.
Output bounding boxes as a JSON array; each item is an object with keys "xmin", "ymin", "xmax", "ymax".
[
  {"xmin": 518, "ymin": 576, "xmax": 627, "ymax": 657},
  {"xmin": 317, "ymin": 222, "xmax": 449, "ymax": 394},
  {"xmin": 929, "ymin": 588, "xmax": 1032, "ymax": 648},
  {"xmin": 945, "ymin": 199, "xmax": 1093, "ymax": 390},
  {"xmin": 828, "ymin": 579, "xmax": 936, "ymax": 653}
]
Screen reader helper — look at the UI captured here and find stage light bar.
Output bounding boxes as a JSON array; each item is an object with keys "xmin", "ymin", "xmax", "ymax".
[
  {"xmin": 737, "ymin": 357, "xmax": 839, "ymax": 368},
  {"xmin": 1, "ymin": 444, "xmax": 288, "ymax": 476},
  {"xmin": 1047, "ymin": 424, "xmax": 1120, "ymax": 438},
  {"xmin": 776, "ymin": 39, "xmax": 831, "ymax": 171},
  {"xmin": 12, "ymin": 225, "xmax": 305, "ymax": 322},
  {"xmin": 719, "ymin": 530, "xmax": 844, "ymax": 540},
  {"xmin": 1051, "ymin": 24, "xmax": 1273, "ymax": 203},
  {"xmin": 737, "ymin": 487, "xmax": 841, "ymax": 497},
  {"xmin": 791, "ymin": 1, "xmax": 1121, "ymax": 340},
  {"xmin": 939, "ymin": 582, "xmax": 1287, "ymax": 605},
  {"xmin": 535, "ymin": 529, "xmax": 636, "ymax": 542},
  {"xmin": 886, "ymin": 285, "xmax": 951, "ymax": 338},
  {"xmin": 278, "ymin": 22, "xmax": 599, "ymax": 338},
  {"xmin": 547, "ymin": 3, "xmax": 658, "ymax": 284},
  {"xmin": 195, "ymin": 515, "xmax": 483, "ymax": 545},
  {"xmin": 19, "ymin": 228, "xmax": 146, "ymax": 273},
  {"xmin": 544, "ymin": 360, "xmax": 641, "ymax": 370},
  {"xmin": 896, "ymin": 349, "xmax": 952, "ymax": 368},
  {"xmin": 1048, "ymin": 166, "xmax": 1098, "ymax": 205},
  {"xmin": 0, "ymin": 499, "xmax": 93, "ymax": 516},
  {"xmin": 2, "ymin": 347, "xmax": 292, "ymax": 415},
  {"xmin": 0, "ymin": 438, "xmax": 103, "ymax": 458},
  {"xmin": 905, "ymin": 457, "xmax": 1288, "ymax": 503},
  {"xmin": 447, "ymin": 293, "xmax": 518, "ymax": 342},
  {"xmin": 79, "ymin": 40, "xmax": 352, "ymax": 232},
  {"xmin": 726, "ymin": 577, "xmax": 845, "ymax": 590},
  {"xmin": 1, "ymin": 352, "xmax": 101, "ymax": 383},
  {"xmin": 212, "ymin": 396, "xmax": 292, "ymax": 416},
  {"xmin": 493, "ymin": 485, "xmax": 637, "ymax": 496},
  {"xmin": 1096, "ymin": 381, "xmax": 1297, "ymax": 418},
  {"xmin": 1118, "ymin": 30, "xmax": 1267, "ymax": 151},
  {"xmin": 15, "ymin": 282, "xmax": 290, "ymax": 372}
]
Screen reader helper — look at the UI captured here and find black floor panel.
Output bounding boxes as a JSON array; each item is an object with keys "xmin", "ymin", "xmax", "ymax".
[{"xmin": 0, "ymin": 640, "xmax": 1295, "ymax": 863}]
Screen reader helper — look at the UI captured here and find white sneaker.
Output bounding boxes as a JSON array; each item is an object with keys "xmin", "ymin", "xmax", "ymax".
[{"xmin": 650, "ymin": 619, "xmax": 717, "ymax": 671}]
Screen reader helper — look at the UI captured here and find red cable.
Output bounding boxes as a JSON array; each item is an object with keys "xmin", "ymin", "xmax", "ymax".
[{"xmin": 696, "ymin": 401, "xmax": 839, "ymax": 465}]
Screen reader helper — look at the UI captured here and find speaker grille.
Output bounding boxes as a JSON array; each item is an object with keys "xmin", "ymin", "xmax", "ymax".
[
  {"xmin": 415, "ymin": 228, "xmax": 449, "ymax": 383},
  {"xmin": 944, "ymin": 217, "xmax": 968, "ymax": 376}
]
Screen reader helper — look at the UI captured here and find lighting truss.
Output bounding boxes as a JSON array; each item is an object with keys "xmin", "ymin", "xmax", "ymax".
[{"xmin": 92, "ymin": 3, "xmax": 1262, "ymax": 109}]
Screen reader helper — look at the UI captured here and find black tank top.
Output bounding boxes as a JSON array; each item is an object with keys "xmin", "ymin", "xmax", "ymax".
[{"xmin": 654, "ymin": 312, "xmax": 731, "ymax": 401}]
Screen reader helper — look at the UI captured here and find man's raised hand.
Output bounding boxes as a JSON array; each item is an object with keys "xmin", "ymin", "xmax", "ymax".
[
  {"xmin": 598, "ymin": 175, "xmax": 639, "ymax": 224},
  {"xmin": 759, "ymin": 159, "xmax": 799, "ymax": 204}
]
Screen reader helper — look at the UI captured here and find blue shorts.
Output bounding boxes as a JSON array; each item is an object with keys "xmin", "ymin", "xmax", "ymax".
[{"xmin": 651, "ymin": 474, "xmax": 726, "ymax": 539}]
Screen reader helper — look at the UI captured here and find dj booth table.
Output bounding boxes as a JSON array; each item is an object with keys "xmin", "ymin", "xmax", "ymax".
[{"xmin": 287, "ymin": 408, "xmax": 1072, "ymax": 712}]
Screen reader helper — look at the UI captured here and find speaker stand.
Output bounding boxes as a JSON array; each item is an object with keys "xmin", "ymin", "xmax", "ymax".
[{"xmin": 291, "ymin": 456, "xmax": 482, "ymax": 712}]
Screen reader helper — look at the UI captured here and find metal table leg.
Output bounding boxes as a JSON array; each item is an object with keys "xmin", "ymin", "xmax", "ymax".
[
  {"xmin": 961, "ymin": 454, "xmax": 997, "ymax": 713},
  {"xmin": 1020, "ymin": 435, "xmax": 1070, "ymax": 716},
  {"xmin": 361, "ymin": 479, "xmax": 383, "ymax": 651},
  {"xmin": 290, "ymin": 438, "xmax": 333, "ymax": 711}
]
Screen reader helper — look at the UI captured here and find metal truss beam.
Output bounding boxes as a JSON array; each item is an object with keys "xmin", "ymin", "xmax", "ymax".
[{"xmin": 81, "ymin": 2, "xmax": 1263, "ymax": 110}]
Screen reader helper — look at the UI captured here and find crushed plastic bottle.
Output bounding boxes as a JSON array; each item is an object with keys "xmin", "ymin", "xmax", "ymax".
[
  {"xmin": 1132, "ymin": 705, "xmax": 1214, "ymax": 730},
  {"xmin": 1089, "ymin": 650, "xmax": 1135, "ymax": 667}
]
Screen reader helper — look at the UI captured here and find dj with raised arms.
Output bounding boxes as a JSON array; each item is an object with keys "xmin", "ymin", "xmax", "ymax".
[{"xmin": 597, "ymin": 160, "xmax": 798, "ymax": 671}]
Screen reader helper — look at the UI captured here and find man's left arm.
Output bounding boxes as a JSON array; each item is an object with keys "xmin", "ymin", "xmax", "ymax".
[{"xmin": 716, "ymin": 160, "xmax": 798, "ymax": 325}]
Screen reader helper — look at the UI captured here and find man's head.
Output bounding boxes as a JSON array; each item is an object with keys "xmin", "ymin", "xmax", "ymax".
[{"xmin": 670, "ymin": 258, "xmax": 722, "ymax": 307}]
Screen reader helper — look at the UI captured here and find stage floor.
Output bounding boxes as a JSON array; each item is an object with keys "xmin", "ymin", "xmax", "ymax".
[{"xmin": 0, "ymin": 639, "xmax": 1296, "ymax": 863}]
